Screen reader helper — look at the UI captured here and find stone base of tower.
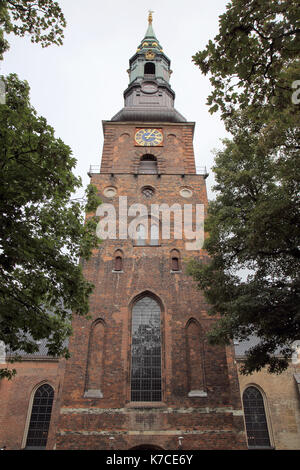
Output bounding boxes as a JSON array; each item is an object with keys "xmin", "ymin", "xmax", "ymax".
[{"xmin": 56, "ymin": 408, "xmax": 246, "ymax": 450}]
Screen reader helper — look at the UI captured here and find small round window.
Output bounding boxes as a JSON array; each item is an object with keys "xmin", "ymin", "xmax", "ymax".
[
  {"xmin": 142, "ymin": 186, "xmax": 155, "ymax": 199},
  {"xmin": 180, "ymin": 188, "xmax": 193, "ymax": 198},
  {"xmin": 103, "ymin": 187, "xmax": 117, "ymax": 198}
]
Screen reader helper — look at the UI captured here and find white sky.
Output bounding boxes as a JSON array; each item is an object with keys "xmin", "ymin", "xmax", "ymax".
[{"xmin": 1, "ymin": 0, "xmax": 230, "ymax": 200}]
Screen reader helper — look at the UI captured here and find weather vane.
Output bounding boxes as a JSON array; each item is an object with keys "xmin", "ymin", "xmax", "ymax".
[{"xmin": 148, "ymin": 10, "xmax": 154, "ymax": 24}]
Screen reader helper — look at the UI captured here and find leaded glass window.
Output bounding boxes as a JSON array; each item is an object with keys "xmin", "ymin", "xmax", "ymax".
[
  {"xmin": 25, "ymin": 384, "xmax": 54, "ymax": 449},
  {"xmin": 131, "ymin": 296, "xmax": 162, "ymax": 402},
  {"xmin": 243, "ymin": 386, "xmax": 271, "ymax": 448}
]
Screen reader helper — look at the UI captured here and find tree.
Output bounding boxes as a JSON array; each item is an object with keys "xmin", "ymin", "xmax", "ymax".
[
  {"xmin": 0, "ymin": 2, "xmax": 100, "ymax": 380},
  {"xmin": 193, "ymin": 0, "xmax": 300, "ymax": 118},
  {"xmin": 0, "ymin": 74, "xmax": 100, "ymax": 380},
  {"xmin": 0, "ymin": 0, "xmax": 66, "ymax": 59},
  {"xmin": 188, "ymin": 0, "xmax": 300, "ymax": 375}
]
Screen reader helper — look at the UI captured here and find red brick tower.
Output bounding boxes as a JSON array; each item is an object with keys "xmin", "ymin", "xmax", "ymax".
[{"xmin": 56, "ymin": 14, "xmax": 246, "ymax": 450}]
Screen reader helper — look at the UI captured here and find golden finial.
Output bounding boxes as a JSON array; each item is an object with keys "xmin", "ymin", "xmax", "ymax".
[{"xmin": 148, "ymin": 10, "xmax": 154, "ymax": 24}]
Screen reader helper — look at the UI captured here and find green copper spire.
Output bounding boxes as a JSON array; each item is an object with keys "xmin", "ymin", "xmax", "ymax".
[
  {"xmin": 111, "ymin": 12, "xmax": 186, "ymax": 123},
  {"xmin": 144, "ymin": 10, "xmax": 156, "ymax": 39},
  {"xmin": 137, "ymin": 11, "xmax": 163, "ymax": 53}
]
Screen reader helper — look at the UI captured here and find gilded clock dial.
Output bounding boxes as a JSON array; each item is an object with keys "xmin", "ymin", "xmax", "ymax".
[{"xmin": 135, "ymin": 128, "xmax": 163, "ymax": 146}]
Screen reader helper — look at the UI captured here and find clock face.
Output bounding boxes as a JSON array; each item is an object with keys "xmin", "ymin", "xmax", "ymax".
[{"xmin": 135, "ymin": 128, "xmax": 163, "ymax": 146}]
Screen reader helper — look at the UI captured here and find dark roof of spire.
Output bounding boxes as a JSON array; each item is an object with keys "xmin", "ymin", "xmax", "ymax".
[{"xmin": 111, "ymin": 107, "xmax": 186, "ymax": 123}]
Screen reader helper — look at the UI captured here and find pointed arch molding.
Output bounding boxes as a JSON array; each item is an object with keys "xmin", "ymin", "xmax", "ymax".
[
  {"xmin": 129, "ymin": 290, "xmax": 165, "ymax": 312},
  {"xmin": 185, "ymin": 318, "xmax": 207, "ymax": 397},
  {"xmin": 84, "ymin": 318, "xmax": 106, "ymax": 398}
]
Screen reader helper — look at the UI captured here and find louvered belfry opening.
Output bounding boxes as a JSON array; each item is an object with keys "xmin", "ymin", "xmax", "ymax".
[
  {"xmin": 139, "ymin": 155, "xmax": 158, "ymax": 174},
  {"xmin": 130, "ymin": 296, "xmax": 162, "ymax": 402}
]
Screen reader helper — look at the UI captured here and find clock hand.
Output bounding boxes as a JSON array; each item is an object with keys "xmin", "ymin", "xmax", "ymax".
[
  {"xmin": 144, "ymin": 132, "xmax": 154, "ymax": 141},
  {"xmin": 147, "ymin": 131, "xmax": 157, "ymax": 140}
]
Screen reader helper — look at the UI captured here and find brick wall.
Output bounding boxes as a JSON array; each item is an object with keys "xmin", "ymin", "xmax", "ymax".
[
  {"xmin": 238, "ymin": 361, "xmax": 300, "ymax": 450},
  {"xmin": 0, "ymin": 359, "xmax": 65, "ymax": 450},
  {"xmin": 55, "ymin": 121, "xmax": 247, "ymax": 450}
]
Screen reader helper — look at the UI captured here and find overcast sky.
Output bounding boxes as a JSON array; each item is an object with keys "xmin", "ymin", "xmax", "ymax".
[{"xmin": 1, "ymin": 0, "xmax": 230, "ymax": 200}]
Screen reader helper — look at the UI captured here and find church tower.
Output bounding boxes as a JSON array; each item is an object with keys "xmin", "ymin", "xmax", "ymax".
[{"xmin": 56, "ymin": 14, "xmax": 246, "ymax": 450}]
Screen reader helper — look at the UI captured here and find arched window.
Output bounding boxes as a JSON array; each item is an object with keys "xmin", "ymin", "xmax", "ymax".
[
  {"xmin": 134, "ymin": 219, "xmax": 160, "ymax": 247},
  {"xmin": 150, "ymin": 223, "xmax": 159, "ymax": 246},
  {"xmin": 139, "ymin": 155, "xmax": 158, "ymax": 174},
  {"xmin": 136, "ymin": 223, "xmax": 147, "ymax": 246},
  {"xmin": 113, "ymin": 250, "xmax": 123, "ymax": 271},
  {"xmin": 25, "ymin": 383, "xmax": 54, "ymax": 449},
  {"xmin": 144, "ymin": 62, "xmax": 155, "ymax": 76},
  {"xmin": 84, "ymin": 320, "xmax": 105, "ymax": 398},
  {"xmin": 170, "ymin": 249, "xmax": 180, "ymax": 271},
  {"xmin": 115, "ymin": 256, "xmax": 122, "ymax": 271},
  {"xmin": 243, "ymin": 386, "xmax": 271, "ymax": 448},
  {"xmin": 131, "ymin": 296, "xmax": 162, "ymax": 402},
  {"xmin": 186, "ymin": 319, "xmax": 206, "ymax": 397},
  {"xmin": 171, "ymin": 257, "xmax": 179, "ymax": 271}
]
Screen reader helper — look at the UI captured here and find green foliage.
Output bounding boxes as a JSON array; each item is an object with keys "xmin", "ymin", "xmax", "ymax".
[
  {"xmin": 0, "ymin": 0, "xmax": 66, "ymax": 59},
  {"xmin": 189, "ymin": 0, "xmax": 300, "ymax": 374},
  {"xmin": 0, "ymin": 74, "xmax": 101, "ymax": 379},
  {"xmin": 193, "ymin": 0, "xmax": 300, "ymax": 119}
]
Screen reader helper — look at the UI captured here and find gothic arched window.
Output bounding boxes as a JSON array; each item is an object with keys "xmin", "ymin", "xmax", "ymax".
[
  {"xmin": 172, "ymin": 257, "xmax": 179, "ymax": 271},
  {"xmin": 25, "ymin": 383, "xmax": 54, "ymax": 449},
  {"xmin": 243, "ymin": 386, "xmax": 271, "ymax": 448},
  {"xmin": 139, "ymin": 155, "xmax": 158, "ymax": 174},
  {"xmin": 136, "ymin": 223, "xmax": 147, "ymax": 246},
  {"xmin": 170, "ymin": 249, "xmax": 180, "ymax": 271},
  {"xmin": 130, "ymin": 296, "xmax": 162, "ymax": 402},
  {"xmin": 84, "ymin": 320, "xmax": 105, "ymax": 398},
  {"xmin": 115, "ymin": 256, "xmax": 122, "ymax": 271},
  {"xmin": 134, "ymin": 219, "xmax": 160, "ymax": 247},
  {"xmin": 186, "ymin": 319, "xmax": 206, "ymax": 397},
  {"xmin": 113, "ymin": 249, "xmax": 123, "ymax": 271},
  {"xmin": 150, "ymin": 223, "xmax": 159, "ymax": 246}
]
